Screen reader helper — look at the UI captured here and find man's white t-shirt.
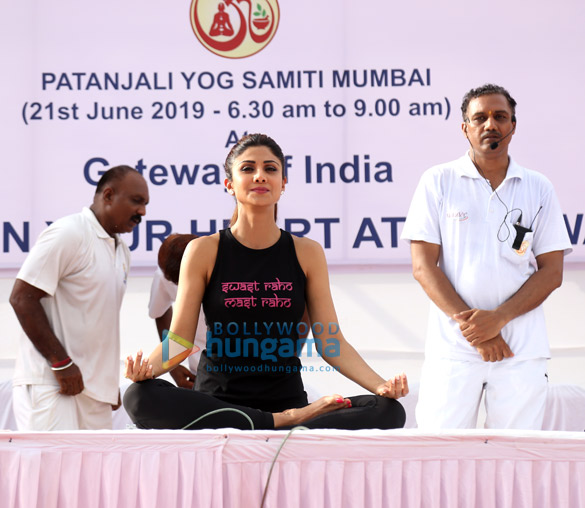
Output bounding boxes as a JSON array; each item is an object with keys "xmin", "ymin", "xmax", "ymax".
[
  {"xmin": 13, "ymin": 207, "xmax": 129, "ymax": 404},
  {"xmin": 401, "ymin": 154, "xmax": 572, "ymax": 361}
]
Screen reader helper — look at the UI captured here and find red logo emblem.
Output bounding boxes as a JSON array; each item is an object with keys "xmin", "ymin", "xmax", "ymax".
[{"xmin": 190, "ymin": 0, "xmax": 280, "ymax": 59}]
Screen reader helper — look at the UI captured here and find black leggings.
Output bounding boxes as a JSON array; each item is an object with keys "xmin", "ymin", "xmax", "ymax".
[{"xmin": 123, "ymin": 379, "xmax": 406, "ymax": 430}]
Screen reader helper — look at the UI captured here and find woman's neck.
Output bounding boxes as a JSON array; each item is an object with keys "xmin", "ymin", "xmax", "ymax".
[{"xmin": 230, "ymin": 208, "xmax": 281, "ymax": 249}]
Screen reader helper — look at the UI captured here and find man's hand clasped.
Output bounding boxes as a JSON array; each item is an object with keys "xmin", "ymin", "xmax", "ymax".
[
  {"xmin": 170, "ymin": 365, "xmax": 196, "ymax": 390},
  {"xmin": 453, "ymin": 309, "xmax": 514, "ymax": 362}
]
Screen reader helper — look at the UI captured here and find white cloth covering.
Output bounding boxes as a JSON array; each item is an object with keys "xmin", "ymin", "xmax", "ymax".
[{"xmin": 1, "ymin": 428, "xmax": 585, "ymax": 508}]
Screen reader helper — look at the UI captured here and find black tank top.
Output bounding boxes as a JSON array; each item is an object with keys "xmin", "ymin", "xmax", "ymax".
[{"xmin": 196, "ymin": 228, "xmax": 308, "ymax": 412}]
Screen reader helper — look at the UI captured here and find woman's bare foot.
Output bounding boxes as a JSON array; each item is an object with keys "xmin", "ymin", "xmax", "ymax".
[{"xmin": 273, "ymin": 394, "xmax": 351, "ymax": 428}]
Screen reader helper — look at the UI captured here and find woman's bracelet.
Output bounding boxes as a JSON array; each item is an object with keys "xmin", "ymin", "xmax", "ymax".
[{"xmin": 51, "ymin": 358, "xmax": 74, "ymax": 371}]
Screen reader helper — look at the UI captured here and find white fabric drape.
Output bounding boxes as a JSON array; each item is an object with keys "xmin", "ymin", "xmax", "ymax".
[
  {"xmin": 541, "ymin": 384, "xmax": 585, "ymax": 432},
  {"xmin": 2, "ymin": 429, "xmax": 585, "ymax": 508}
]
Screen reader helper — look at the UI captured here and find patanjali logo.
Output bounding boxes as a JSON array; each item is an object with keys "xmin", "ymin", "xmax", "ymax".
[
  {"xmin": 190, "ymin": 0, "xmax": 280, "ymax": 59},
  {"xmin": 514, "ymin": 240, "xmax": 529, "ymax": 256}
]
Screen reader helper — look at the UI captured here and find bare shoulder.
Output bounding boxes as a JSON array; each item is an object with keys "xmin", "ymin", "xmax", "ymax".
[
  {"xmin": 291, "ymin": 234, "xmax": 323, "ymax": 255},
  {"xmin": 187, "ymin": 233, "xmax": 219, "ymax": 251},
  {"xmin": 182, "ymin": 233, "xmax": 220, "ymax": 280},
  {"xmin": 291, "ymin": 234, "xmax": 326, "ymax": 273}
]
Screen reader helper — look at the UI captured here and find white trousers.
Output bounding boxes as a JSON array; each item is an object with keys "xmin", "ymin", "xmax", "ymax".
[
  {"xmin": 416, "ymin": 358, "xmax": 548, "ymax": 430},
  {"xmin": 13, "ymin": 384, "xmax": 113, "ymax": 431}
]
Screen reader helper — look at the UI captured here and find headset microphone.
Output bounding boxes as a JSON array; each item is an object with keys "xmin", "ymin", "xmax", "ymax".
[
  {"xmin": 490, "ymin": 115, "xmax": 517, "ymax": 150},
  {"xmin": 467, "ymin": 117, "xmax": 528, "ymax": 247}
]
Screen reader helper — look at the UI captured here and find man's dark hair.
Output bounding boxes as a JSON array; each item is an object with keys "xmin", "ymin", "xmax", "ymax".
[
  {"xmin": 158, "ymin": 234, "xmax": 199, "ymax": 285},
  {"xmin": 95, "ymin": 165, "xmax": 137, "ymax": 194},
  {"xmin": 461, "ymin": 84, "xmax": 517, "ymax": 121}
]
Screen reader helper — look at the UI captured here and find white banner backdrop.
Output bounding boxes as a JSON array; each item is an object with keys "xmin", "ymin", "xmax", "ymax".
[{"xmin": 1, "ymin": 0, "xmax": 584, "ymax": 268}]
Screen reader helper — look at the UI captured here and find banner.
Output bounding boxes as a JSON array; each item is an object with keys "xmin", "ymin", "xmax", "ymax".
[{"xmin": 1, "ymin": 1, "xmax": 584, "ymax": 267}]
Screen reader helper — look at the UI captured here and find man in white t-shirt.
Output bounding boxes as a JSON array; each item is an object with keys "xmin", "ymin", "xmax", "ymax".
[
  {"xmin": 10, "ymin": 166, "xmax": 149, "ymax": 430},
  {"xmin": 401, "ymin": 84, "xmax": 572, "ymax": 430},
  {"xmin": 148, "ymin": 234, "xmax": 206, "ymax": 389}
]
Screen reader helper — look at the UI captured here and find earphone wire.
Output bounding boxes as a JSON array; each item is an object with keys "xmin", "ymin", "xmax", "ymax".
[
  {"xmin": 467, "ymin": 140, "xmax": 522, "ymax": 242},
  {"xmin": 181, "ymin": 407, "xmax": 255, "ymax": 430},
  {"xmin": 260, "ymin": 426, "xmax": 309, "ymax": 508},
  {"xmin": 182, "ymin": 412, "xmax": 309, "ymax": 507}
]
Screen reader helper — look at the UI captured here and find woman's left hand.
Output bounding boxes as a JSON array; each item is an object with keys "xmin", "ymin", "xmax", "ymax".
[{"xmin": 375, "ymin": 373, "xmax": 409, "ymax": 399}]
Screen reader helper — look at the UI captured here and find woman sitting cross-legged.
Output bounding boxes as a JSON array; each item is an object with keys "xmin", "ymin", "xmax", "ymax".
[{"xmin": 123, "ymin": 133, "xmax": 408, "ymax": 430}]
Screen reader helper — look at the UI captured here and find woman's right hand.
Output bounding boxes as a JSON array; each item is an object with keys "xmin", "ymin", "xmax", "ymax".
[
  {"xmin": 124, "ymin": 350, "xmax": 154, "ymax": 382},
  {"xmin": 375, "ymin": 373, "xmax": 409, "ymax": 399}
]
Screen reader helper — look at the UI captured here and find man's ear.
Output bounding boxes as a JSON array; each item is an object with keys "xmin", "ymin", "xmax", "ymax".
[
  {"xmin": 462, "ymin": 122, "xmax": 469, "ymax": 140},
  {"xmin": 102, "ymin": 186, "xmax": 114, "ymax": 203}
]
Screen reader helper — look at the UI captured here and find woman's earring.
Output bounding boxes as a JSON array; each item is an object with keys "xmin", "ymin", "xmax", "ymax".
[{"xmin": 280, "ymin": 190, "xmax": 284, "ymax": 195}]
